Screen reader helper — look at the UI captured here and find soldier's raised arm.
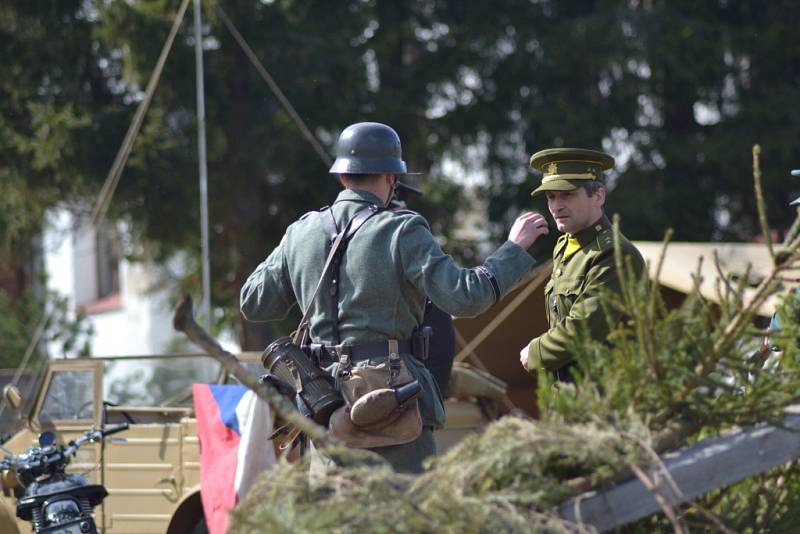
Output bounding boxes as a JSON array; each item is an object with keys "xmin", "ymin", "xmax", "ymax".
[{"xmin": 398, "ymin": 211, "xmax": 548, "ymax": 318}]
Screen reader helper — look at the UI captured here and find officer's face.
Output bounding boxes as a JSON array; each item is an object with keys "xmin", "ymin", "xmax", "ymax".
[{"xmin": 546, "ymin": 187, "xmax": 605, "ymax": 235}]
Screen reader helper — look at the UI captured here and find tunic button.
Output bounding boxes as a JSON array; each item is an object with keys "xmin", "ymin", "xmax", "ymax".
[
  {"xmin": 595, "ymin": 225, "xmax": 602, "ymax": 231},
  {"xmin": 555, "ymin": 268, "xmax": 561, "ymax": 276}
]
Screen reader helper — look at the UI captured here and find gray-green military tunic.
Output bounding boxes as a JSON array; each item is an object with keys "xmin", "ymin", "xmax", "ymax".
[
  {"xmin": 526, "ymin": 214, "xmax": 645, "ymax": 373},
  {"xmin": 241, "ymin": 188, "xmax": 535, "ymax": 471}
]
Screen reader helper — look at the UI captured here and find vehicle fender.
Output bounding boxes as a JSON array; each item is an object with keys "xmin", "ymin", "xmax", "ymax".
[
  {"xmin": 0, "ymin": 495, "xmax": 20, "ymax": 534},
  {"xmin": 166, "ymin": 485, "xmax": 204, "ymax": 534}
]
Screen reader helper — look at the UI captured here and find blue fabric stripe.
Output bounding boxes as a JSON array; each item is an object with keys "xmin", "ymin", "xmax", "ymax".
[{"xmin": 209, "ymin": 385, "xmax": 249, "ymax": 437}]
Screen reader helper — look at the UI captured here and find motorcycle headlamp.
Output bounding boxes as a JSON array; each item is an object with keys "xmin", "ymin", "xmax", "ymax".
[{"xmin": 44, "ymin": 497, "xmax": 81, "ymax": 525}]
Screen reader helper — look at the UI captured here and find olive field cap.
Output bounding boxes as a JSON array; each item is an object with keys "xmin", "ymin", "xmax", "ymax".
[
  {"xmin": 530, "ymin": 148, "xmax": 614, "ymax": 197},
  {"xmin": 329, "ymin": 122, "xmax": 421, "ymax": 176}
]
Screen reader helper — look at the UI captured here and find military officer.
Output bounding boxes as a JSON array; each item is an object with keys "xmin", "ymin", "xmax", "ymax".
[
  {"xmin": 519, "ymin": 148, "xmax": 645, "ymax": 380},
  {"xmin": 241, "ymin": 122, "xmax": 548, "ymax": 472}
]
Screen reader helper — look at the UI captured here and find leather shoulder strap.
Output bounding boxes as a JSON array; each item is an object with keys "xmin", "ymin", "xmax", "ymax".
[
  {"xmin": 292, "ymin": 216, "xmax": 352, "ymax": 345},
  {"xmin": 318, "ymin": 206, "xmax": 339, "ymax": 242},
  {"xmin": 295, "ymin": 205, "xmax": 384, "ymax": 345},
  {"xmin": 345, "ymin": 204, "xmax": 383, "ymax": 239},
  {"xmin": 327, "ymin": 204, "xmax": 384, "ymax": 344}
]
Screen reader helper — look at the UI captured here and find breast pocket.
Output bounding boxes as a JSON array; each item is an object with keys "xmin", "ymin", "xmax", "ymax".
[{"xmin": 553, "ymin": 276, "xmax": 584, "ymax": 322}]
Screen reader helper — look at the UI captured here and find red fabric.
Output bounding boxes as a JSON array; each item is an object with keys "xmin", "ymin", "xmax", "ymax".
[{"xmin": 192, "ymin": 384, "xmax": 240, "ymax": 534}]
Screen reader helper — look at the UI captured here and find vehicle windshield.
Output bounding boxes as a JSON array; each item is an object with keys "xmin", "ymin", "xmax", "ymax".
[{"xmin": 40, "ymin": 370, "xmax": 95, "ymax": 421}]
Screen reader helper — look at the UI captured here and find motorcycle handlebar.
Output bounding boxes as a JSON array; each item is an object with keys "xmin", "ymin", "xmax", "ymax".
[
  {"xmin": 64, "ymin": 422, "xmax": 131, "ymax": 457},
  {"xmin": 1, "ymin": 423, "xmax": 130, "ymax": 476},
  {"xmin": 102, "ymin": 422, "xmax": 130, "ymax": 437}
]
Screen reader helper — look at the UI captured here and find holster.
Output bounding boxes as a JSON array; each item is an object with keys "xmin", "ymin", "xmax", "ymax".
[{"xmin": 411, "ymin": 326, "xmax": 433, "ymax": 361}]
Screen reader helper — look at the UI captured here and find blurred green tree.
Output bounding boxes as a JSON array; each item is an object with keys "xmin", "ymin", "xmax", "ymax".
[
  {"xmin": 4, "ymin": 0, "xmax": 800, "ymax": 355},
  {"xmin": 0, "ymin": 0, "xmax": 122, "ymax": 364}
]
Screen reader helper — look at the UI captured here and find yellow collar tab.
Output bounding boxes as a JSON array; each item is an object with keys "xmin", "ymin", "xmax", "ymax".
[{"xmin": 563, "ymin": 236, "xmax": 581, "ymax": 260}]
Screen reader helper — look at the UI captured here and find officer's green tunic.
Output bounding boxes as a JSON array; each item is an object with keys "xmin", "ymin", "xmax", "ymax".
[
  {"xmin": 526, "ymin": 215, "xmax": 645, "ymax": 372},
  {"xmin": 241, "ymin": 188, "xmax": 535, "ymax": 471}
]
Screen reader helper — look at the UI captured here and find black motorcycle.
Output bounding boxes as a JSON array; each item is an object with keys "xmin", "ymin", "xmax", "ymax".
[{"xmin": 0, "ymin": 423, "xmax": 128, "ymax": 534}]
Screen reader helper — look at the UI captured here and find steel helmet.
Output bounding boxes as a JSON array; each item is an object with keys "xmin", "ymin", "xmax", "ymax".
[{"xmin": 329, "ymin": 122, "xmax": 418, "ymax": 175}]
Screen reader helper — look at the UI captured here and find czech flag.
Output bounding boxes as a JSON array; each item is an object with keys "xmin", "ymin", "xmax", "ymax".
[{"xmin": 193, "ymin": 384, "xmax": 277, "ymax": 534}]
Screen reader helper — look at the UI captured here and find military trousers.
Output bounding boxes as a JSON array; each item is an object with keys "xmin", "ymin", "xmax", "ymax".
[
  {"xmin": 367, "ymin": 426, "xmax": 436, "ymax": 474},
  {"xmin": 309, "ymin": 427, "xmax": 436, "ymax": 475}
]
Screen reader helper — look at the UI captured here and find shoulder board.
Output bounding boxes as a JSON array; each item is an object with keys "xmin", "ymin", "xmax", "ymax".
[
  {"xmin": 596, "ymin": 229, "xmax": 615, "ymax": 251},
  {"xmin": 299, "ymin": 211, "xmax": 316, "ymax": 221}
]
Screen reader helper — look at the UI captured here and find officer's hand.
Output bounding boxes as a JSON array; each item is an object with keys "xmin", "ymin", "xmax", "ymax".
[
  {"xmin": 508, "ymin": 212, "xmax": 549, "ymax": 249},
  {"xmin": 519, "ymin": 344, "xmax": 529, "ymax": 370}
]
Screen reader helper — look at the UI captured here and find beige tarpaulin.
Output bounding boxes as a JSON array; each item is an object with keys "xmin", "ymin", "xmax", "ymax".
[{"xmin": 635, "ymin": 241, "xmax": 798, "ymax": 317}]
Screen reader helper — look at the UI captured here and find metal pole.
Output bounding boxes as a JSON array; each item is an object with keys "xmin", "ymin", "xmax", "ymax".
[{"xmin": 194, "ymin": 0, "xmax": 211, "ymax": 331}]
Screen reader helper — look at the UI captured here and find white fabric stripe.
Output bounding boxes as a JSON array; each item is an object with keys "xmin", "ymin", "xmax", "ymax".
[{"xmin": 233, "ymin": 390, "xmax": 277, "ymax": 500}]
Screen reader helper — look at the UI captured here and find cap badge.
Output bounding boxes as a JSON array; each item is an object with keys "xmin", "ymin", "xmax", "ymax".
[{"xmin": 547, "ymin": 162, "xmax": 558, "ymax": 176}]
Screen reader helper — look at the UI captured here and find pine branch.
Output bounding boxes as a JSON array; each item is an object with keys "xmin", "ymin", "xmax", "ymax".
[{"xmin": 753, "ymin": 145, "xmax": 774, "ymax": 259}]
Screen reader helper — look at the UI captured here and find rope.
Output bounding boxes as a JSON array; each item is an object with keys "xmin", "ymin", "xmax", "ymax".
[
  {"xmin": 92, "ymin": 0, "xmax": 192, "ymax": 227},
  {"xmin": 216, "ymin": 5, "xmax": 333, "ymax": 168}
]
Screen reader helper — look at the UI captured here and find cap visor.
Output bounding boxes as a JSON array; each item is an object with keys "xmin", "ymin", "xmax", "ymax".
[
  {"xmin": 396, "ymin": 181, "xmax": 423, "ymax": 196},
  {"xmin": 530, "ymin": 179, "xmax": 583, "ymax": 198}
]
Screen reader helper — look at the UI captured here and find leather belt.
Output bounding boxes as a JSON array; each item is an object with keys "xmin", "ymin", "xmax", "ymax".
[{"xmin": 305, "ymin": 339, "xmax": 413, "ymax": 365}]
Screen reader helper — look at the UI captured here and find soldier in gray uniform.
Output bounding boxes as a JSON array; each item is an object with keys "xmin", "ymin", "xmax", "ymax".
[{"xmin": 241, "ymin": 122, "xmax": 548, "ymax": 472}]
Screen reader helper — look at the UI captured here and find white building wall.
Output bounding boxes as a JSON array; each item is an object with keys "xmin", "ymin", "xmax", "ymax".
[
  {"xmin": 71, "ymin": 223, "xmax": 98, "ymax": 307},
  {"xmin": 42, "ymin": 209, "xmax": 192, "ymax": 357},
  {"xmin": 88, "ymin": 260, "xmax": 177, "ymax": 356},
  {"xmin": 43, "ymin": 211, "xmax": 77, "ymax": 308}
]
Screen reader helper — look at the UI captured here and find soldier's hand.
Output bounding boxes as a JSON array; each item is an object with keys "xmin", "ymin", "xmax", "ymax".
[{"xmin": 509, "ymin": 211, "xmax": 549, "ymax": 249}]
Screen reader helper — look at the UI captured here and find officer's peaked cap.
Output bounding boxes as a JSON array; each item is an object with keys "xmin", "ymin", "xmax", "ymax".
[{"xmin": 530, "ymin": 148, "xmax": 614, "ymax": 198}]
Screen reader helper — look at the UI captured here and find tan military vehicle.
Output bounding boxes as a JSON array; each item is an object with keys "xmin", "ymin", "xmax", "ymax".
[{"xmin": 0, "ymin": 353, "xmax": 501, "ymax": 534}]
